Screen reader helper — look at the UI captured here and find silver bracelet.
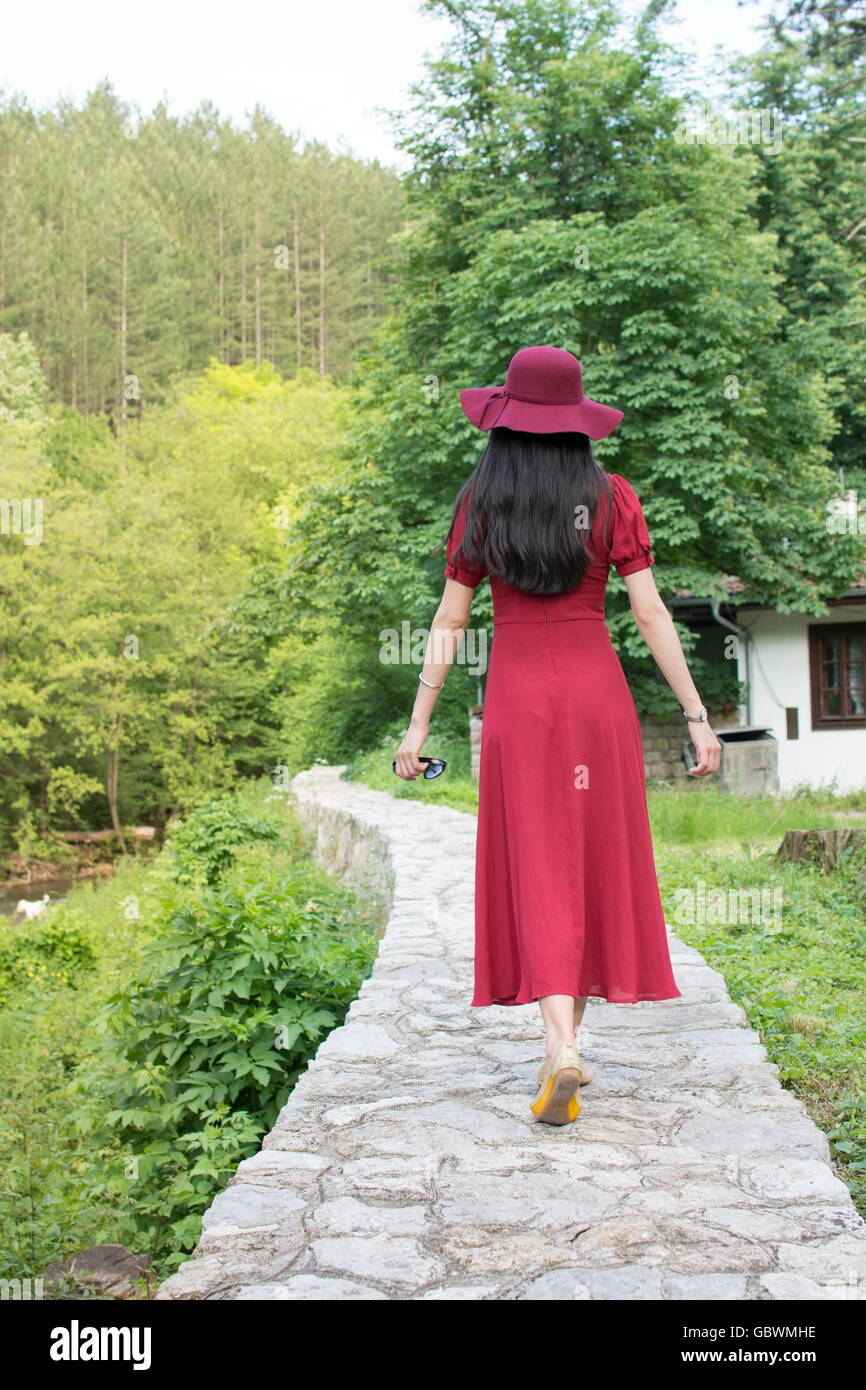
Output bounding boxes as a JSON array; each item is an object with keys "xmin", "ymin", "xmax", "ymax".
[
  {"xmin": 683, "ymin": 703, "xmax": 708, "ymax": 723},
  {"xmin": 419, "ymin": 674, "xmax": 444, "ymax": 690}
]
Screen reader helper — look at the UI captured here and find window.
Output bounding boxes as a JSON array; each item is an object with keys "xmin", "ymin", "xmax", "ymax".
[{"xmin": 809, "ymin": 622, "xmax": 866, "ymax": 729}]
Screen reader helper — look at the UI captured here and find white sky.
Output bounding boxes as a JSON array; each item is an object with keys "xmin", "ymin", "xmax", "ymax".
[{"xmin": 0, "ymin": 0, "xmax": 782, "ymax": 168}]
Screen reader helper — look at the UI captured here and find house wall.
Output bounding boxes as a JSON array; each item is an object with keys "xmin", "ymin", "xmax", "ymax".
[{"xmin": 739, "ymin": 604, "xmax": 866, "ymax": 793}]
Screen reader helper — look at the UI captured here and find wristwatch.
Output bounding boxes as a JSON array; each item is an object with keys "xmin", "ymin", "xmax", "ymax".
[{"xmin": 683, "ymin": 704, "xmax": 708, "ymax": 723}]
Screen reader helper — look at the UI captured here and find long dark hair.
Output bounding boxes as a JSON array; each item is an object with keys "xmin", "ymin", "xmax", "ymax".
[{"xmin": 443, "ymin": 428, "xmax": 615, "ymax": 596}]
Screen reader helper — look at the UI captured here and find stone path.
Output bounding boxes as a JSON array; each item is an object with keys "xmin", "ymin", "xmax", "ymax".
[{"xmin": 156, "ymin": 765, "xmax": 866, "ymax": 1301}]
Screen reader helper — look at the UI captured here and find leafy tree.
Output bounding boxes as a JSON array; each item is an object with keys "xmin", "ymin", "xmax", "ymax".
[
  {"xmin": 0, "ymin": 362, "xmax": 353, "ymax": 849},
  {"xmin": 264, "ymin": 0, "xmax": 864, "ymax": 750},
  {"xmin": 731, "ymin": 2, "xmax": 866, "ymax": 478},
  {"xmin": 0, "ymin": 331, "xmax": 48, "ymax": 422}
]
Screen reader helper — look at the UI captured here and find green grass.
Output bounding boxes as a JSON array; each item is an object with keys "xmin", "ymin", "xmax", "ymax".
[
  {"xmin": 646, "ymin": 782, "xmax": 866, "ymax": 846},
  {"xmin": 343, "ymin": 723, "xmax": 481, "ymax": 814},
  {"xmin": 656, "ymin": 839, "xmax": 866, "ymax": 1216},
  {"xmin": 347, "ymin": 735, "xmax": 866, "ymax": 842}
]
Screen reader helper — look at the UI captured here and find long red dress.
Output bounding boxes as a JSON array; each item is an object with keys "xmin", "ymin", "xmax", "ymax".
[{"xmin": 444, "ymin": 472, "xmax": 681, "ymax": 1007}]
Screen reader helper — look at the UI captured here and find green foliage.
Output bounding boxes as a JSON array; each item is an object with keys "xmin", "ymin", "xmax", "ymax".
[
  {"xmin": 41, "ymin": 408, "xmax": 116, "ymax": 487},
  {"xmin": 0, "ymin": 785, "xmax": 381, "ymax": 1285},
  {"xmin": 0, "ymin": 907, "xmax": 97, "ymax": 1006},
  {"xmin": 0, "ymin": 363, "xmax": 355, "ymax": 849},
  {"xmin": 93, "ymin": 865, "xmax": 375, "ymax": 1136},
  {"xmin": 75, "ymin": 837, "xmax": 378, "ymax": 1270},
  {"xmin": 165, "ymin": 794, "xmax": 282, "ymax": 886},
  {"xmin": 0, "ymin": 330, "xmax": 48, "ymax": 423},
  {"xmin": 733, "ymin": 12, "xmax": 866, "ymax": 476},
  {"xmin": 46, "ymin": 767, "xmax": 105, "ymax": 820}
]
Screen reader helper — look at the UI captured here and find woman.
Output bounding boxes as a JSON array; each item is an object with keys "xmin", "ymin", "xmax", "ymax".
[{"xmin": 394, "ymin": 346, "xmax": 721, "ymax": 1126}]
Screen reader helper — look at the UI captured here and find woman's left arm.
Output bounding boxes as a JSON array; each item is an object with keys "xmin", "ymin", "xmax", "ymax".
[
  {"xmin": 623, "ymin": 568, "xmax": 722, "ymax": 777},
  {"xmin": 394, "ymin": 578, "xmax": 474, "ymax": 780}
]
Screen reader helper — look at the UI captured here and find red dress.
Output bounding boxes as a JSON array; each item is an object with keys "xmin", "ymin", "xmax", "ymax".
[{"xmin": 444, "ymin": 472, "xmax": 682, "ymax": 1007}]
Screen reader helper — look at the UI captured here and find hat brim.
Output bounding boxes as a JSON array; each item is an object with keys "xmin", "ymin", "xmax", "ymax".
[{"xmin": 459, "ymin": 387, "xmax": 623, "ymax": 440}]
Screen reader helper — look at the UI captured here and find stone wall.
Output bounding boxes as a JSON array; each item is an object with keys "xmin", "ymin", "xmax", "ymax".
[
  {"xmin": 292, "ymin": 774, "xmax": 395, "ymax": 915},
  {"xmin": 640, "ymin": 712, "xmax": 741, "ymax": 784}
]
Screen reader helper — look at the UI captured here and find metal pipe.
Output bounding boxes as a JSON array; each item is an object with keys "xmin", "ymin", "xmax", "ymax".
[{"xmin": 710, "ymin": 599, "xmax": 751, "ymax": 725}]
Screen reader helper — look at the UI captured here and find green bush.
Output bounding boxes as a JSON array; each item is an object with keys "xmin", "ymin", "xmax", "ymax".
[
  {"xmin": 0, "ymin": 908, "xmax": 97, "ymax": 1006},
  {"xmin": 0, "ymin": 784, "xmax": 383, "ymax": 1285},
  {"xmin": 165, "ymin": 793, "xmax": 282, "ymax": 886},
  {"xmin": 64, "ymin": 847, "xmax": 379, "ymax": 1274},
  {"xmin": 95, "ymin": 867, "xmax": 377, "ymax": 1136}
]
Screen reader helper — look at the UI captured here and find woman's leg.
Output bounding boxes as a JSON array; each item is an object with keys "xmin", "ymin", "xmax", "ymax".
[{"xmin": 538, "ymin": 994, "xmax": 589, "ymax": 1059}]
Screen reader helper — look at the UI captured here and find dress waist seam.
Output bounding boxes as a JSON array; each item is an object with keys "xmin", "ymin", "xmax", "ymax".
[{"xmin": 493, "ymin": 615, "xmax": 607, "ymax": 625}]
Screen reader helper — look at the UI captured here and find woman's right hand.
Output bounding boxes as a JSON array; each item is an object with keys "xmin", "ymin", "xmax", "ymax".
[
  {"xmin": 688, "ymin": 721, "xmax": 722, "ymax": 777},
  {"xmin": 394, "ymin": 718, "xmax": 430, "ymax": 780}
]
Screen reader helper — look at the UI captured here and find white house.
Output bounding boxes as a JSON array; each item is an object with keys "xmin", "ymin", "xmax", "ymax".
[{"xmin": 671, "ymin": 586, "xmax": 866, "ymax": 794}]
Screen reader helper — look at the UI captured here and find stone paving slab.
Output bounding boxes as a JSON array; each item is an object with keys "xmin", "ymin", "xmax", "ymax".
[{"xmin": 156, "ymin": 765, "xmax": 866, "ymax": 1301}]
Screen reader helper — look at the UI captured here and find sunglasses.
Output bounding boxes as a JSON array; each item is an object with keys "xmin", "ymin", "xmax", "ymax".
[{"xmin": 391, "ymin": 756, "xmax": 448, "ymax": 780}]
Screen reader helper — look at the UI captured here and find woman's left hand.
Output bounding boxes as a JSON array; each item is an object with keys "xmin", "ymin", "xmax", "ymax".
[
  {"xmin": 687, "ymin": 720, "xmax": 722, "ymax": 777},
  {"xmin": 394, "ymin": 718, "xmax": 429, "ymax": 779}
]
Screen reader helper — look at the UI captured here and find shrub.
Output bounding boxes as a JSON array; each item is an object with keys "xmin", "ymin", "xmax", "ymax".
[
  {"xmin": 0, "ymin": 783, "xmax": 382, "ymax": 1282},
  {"xmin": 164, "ymin": 793, "xmax": 281, "ymax": 886},
  {"xmin": 0, "ymin": 908, "xmax": 97, "ymax": 1006},
  {"xmin": 69, "ymin": 857, "xmax": 380, "ymax": 1271}
]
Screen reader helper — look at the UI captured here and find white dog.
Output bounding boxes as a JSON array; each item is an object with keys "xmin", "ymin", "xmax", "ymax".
[{"xmin": 14, "ymin": 894, "xmax": 50, "ymax": 919}]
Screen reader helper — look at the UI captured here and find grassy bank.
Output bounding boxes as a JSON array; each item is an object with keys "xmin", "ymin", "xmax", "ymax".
[{"xmin": 655, "ymin": 839, "xmax": 866, "ymax": 1217}]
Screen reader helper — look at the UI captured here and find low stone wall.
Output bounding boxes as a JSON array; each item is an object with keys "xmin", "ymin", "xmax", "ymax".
[
  {"xmin": 291, "ymin": 773, "xmax": 395, "ymax": 913},
  {"xmin": 155, "ymin": 765, "xmax": 866, "ymax": 1302},
  {"xmin": 640, "ymin": 712, "xmax": 741, "ymax": 783}
]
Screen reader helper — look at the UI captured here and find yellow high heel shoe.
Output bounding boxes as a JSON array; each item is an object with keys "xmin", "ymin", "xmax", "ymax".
[{"xmin": 530, "ymin": 1044, "xmax": 583, "ymax": 1125}]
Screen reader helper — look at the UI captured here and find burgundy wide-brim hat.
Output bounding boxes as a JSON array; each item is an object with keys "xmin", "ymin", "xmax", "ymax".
[{"xmin": 459, "ymin": 345, "xmax": 624, "ymax": 439}]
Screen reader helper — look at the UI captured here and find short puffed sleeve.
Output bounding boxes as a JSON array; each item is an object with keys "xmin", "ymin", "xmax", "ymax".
[
  {"xmin": 603, "ymin": 473, "xmax": 655, "ymax": 577},
  {"xmin": 444, "ymin": 492, "xmax": 486, "ymax": 588}
]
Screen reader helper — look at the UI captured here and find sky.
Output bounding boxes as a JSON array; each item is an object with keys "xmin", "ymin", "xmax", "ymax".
[{"xmin": 0, "ymin": 0, "xmax": 782, "ymax": 168}]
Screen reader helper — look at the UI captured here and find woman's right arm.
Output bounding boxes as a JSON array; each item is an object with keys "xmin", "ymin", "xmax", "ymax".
[{"xmin": 622, "ymin": 568, "xmax": 722, "ymax": 778}]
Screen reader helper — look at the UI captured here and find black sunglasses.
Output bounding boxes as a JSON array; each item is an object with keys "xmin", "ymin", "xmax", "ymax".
[{"xmin": 391, "ymin": 756, "xmax": 448, "ymax": 780}]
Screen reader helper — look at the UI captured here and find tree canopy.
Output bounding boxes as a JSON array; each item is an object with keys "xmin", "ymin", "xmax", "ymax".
[{"xmin": 270, "ymin": 0, "xmax": 866, "ymax": 747}]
